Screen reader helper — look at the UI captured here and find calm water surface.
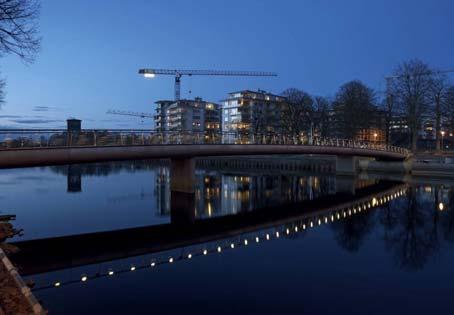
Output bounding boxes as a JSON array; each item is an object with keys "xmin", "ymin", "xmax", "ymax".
[{"xmin": 1, "ymin": 160, "xmax": 453, "ymax": 314}]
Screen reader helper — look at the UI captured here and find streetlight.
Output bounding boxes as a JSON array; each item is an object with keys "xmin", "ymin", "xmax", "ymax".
[
  {"xmin": 441, "ymin": 130, "xmax": 446, "ymax": 151},
  {"xmin": 373, "ymin": 132, "xmax": 378, "ymax": 143},
  {"xmin": 143, "ymin": 73, "xmax": 156, "ymax": 79}
]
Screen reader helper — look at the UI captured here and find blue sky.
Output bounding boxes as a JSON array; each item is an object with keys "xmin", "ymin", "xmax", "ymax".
[{"xmin": 1, "ymin": 0, "xmax": 454, "ymax": 129}]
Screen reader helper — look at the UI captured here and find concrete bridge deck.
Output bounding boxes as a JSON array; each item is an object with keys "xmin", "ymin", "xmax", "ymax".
[{"xmin": 0, "ymin": 143, "xmax": 408, "ymax": 169}]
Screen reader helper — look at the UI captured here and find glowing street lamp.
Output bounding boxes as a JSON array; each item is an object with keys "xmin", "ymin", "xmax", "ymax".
[
  {"xmin": 441, "ymin": 130, "xmax": 446, "ymax": 151},
  {"xmin": 143, "ymin": 72, "xmax": 156, "ymax": 79}
]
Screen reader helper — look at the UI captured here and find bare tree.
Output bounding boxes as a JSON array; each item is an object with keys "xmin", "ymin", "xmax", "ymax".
[
  {"xmin": 444, "ymin": 86, "xmax": 454, "ymax": 132},
  {"xmin": 249, "ymin": 103, "xmax": 268, "ymax": 137},
  {"xmin": 431, "ymin": 73, "xmax": 449, "ymax": 151},
  {"xmin": 332, "ymin": 80, "xmax": 376, "ymax": 139},
  {"xmin": 0, "ymin": 77, "xmax": 4, "ymax": 106},
  {"xmin": 280, "ymin": 88, "xmax": 314, "ymax": 138},
  {"xmin": 389, "ymin": 59, "xmax": 434, "ymax": 151},
  {"xmin": 0, "ymin": 0, "xmax": 41, "ymax": 62},
  {"xmin": 312, "ymin": 96, "xmax": 331, "ymax": 137},
  {"xmin": 384, "ymin": 78, "xmax": 399, "ymax": 145}
]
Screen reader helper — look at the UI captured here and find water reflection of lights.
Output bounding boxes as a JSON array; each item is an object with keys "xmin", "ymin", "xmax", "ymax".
[
  {"xmin": 439, "ymin": 202, "xmax": 445, "ymax": 211},
  {"xmin": 207, "ymin": 202, "xmax": 212, "ymax": 217},
  {"xmin": 41, "ymin": 187, "xmax": 407, "ymax": 291}
]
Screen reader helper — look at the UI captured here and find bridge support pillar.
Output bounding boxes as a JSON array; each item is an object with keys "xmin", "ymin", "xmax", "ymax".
[
  {"xmin": 336, "ymin": 156, "xmax": 359, "ymax": 176},
  {"xmin": 170, "ymin": 158, "xmax": 196, "ymax": 225},
  {"xmin": 67, "ymin": 165, "xmax": 82, "ymax": 193},
  {"xmin": 335, "ymin": 176, "xmax": 356, "ymax": 195}
]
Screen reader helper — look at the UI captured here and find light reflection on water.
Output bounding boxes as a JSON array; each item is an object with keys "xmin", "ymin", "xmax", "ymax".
[
  {"xmin": 1, "ymin": 160, "xmax": 344, "ymax": 239},
  {"xmin": 1, "ymin": 159, "xmax": 454, "ymax": 314}
]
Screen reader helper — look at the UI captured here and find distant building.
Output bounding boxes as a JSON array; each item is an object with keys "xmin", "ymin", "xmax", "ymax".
[
  {"xmin": 154, "ymin": 97, "xmax": 221, "ymax": 142},
  {"xmin": 356, "ymin": 110, "xmax": 387, "ymax": 143},
  {"xmin": 330, "ymin": 109, "xmax": 387, "ymax": 143},
  {"xmin": 67, "ymin": 118, "xmax": 81, "ymax": 133},
  {"xmin": 389, "ymin": 114, "xmax": 446, "ymax": 149},
  {"xmin": 221, "ymin": 89, "xmax": 286, "ymax": 142}
]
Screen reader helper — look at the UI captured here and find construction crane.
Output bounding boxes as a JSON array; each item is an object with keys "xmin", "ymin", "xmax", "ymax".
[
  {"xmin": 107, "ymin": 109, "xmax": 154, "ymax": 119},
  {"xmin": 138, "ymin": 68, "xmax": 278, "ymax": 100}
]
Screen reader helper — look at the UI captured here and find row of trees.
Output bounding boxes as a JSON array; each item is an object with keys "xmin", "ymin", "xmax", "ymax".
[
  {"xmin": 281, "ymin": 59, "xmax": 454, "ymax": 151},
  {"xmin": 387, "ymin": 60, "xmax": 454, "ymax": 151},
  {"xmin": 280, "ymin": 80, "xmax": 379, "ymax": 141}
]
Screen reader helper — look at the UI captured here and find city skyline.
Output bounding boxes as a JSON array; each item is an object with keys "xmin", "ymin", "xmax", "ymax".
[{"xmin": 1, "ymin": 0, "xmax": 454, "ymax": 129}]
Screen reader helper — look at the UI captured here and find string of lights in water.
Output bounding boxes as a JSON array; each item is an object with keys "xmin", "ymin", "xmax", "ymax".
[{"xmin": 33, "ymin": 187, "xmax": 408, "ymax": 291}]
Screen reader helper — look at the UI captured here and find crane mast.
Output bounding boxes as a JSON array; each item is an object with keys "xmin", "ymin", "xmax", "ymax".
[{"xmin": 138, "ymin": 68, "xmax": 277, "ymax": 100}]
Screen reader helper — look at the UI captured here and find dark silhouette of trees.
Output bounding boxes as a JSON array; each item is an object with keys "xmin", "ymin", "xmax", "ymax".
[
  {"xmin": 443, "ymin": 86, "xmax": 454, "ymax": 133},
  {"xmin": 312, "ymin": 96, "xmax": 331, "ymax": 138},
  {"xmin": 249, "ymin": 100, "xmax": 278, "ymax": 138},
  {"xmin": 332, "ymin": 80, "xmax": 376, "ymax": 139},
  {"xmin": 383, "ymin": 187, "xmax": 440, "ymax": 271},
  {"xmin": 388, "ymin": 59, "xmax": 434, "ymax": 151},
  {"xmin": 281, "ymin": 88, "xmax": 314, "ymax": 138},
  {"xmin": 330, "ymin": 211, "xmax": 376, "ymax": 253},
  {"xmin": 0, "ymin": 0, "xmax": 40, "ymax": 61},
  {"xmin": 430, "ymin": 73, "xmax": 450, "ymax": 151}
]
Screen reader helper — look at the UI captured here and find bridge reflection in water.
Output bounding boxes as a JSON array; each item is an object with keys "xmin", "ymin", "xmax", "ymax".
[{"xmin": 7, "ymin": 162, "xmax": 407, "ymax": 289}]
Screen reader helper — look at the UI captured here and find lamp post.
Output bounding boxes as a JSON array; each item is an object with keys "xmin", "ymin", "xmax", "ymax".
[
  {"xmin": 441, "ymin": 130, "xmax": 446, "ymax": 152},
  {"xmin": 373, "ymin": 132, "xmax": 378, "ymax": 143}
]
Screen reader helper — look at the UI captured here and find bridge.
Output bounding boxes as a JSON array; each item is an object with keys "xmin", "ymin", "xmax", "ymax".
[
  {"xmin": 0, "ymin": 130, "xmax": 409, "ymax": 178},
  {"xmin": 9, "ymin": 181, "xmax": 406, "ymax": 277}
]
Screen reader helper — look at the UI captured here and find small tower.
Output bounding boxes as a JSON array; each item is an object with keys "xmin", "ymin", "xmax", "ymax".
[
  {"xmin": 67, "ymin": 118, "xmax": 81, "ymax": 133},
  {"xmin": 66, "ymin": 118, "xmax": 81, "ymax": 146}
]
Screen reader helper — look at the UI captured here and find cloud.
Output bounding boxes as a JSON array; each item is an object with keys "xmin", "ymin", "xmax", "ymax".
[
  {"xmin": 32, "ymin": 106, "xmax": 50, "ymax": 112},
  {"xmin": 9, "ymin": 118, "xmax": 61, "ymax": 124},
  {"xmin": 32, "ymin": 106, "xmax": 64, "ymax": 112},
  {"xmin": 0, "ymin": 125, "xmax": 16, "ymax": 129},
  {"xmin": 0, "ymin": 115, "xmax": 22, "ymax": 118}
]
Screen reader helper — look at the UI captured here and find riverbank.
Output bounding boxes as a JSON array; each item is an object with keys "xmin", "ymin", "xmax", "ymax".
[
  {"xmin": 0, "ymin": 248, "xmax": 45, "ymax": 315},
  {"xmin": 0, "ymin": 219, "xmax": 45, "ymax": 315},
  {"xmin": 359, "ymin": 154, "xmax": 454, "ymax": 178}
]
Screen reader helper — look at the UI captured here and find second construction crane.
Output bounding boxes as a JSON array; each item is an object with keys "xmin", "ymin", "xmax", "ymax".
[
  {"xmin": 138, "ymin": 68, "xmax": 277, "ymax": 100},
  {"xmin": 107, "ymin": 109, "xmax": 154, "ymax": 119}
]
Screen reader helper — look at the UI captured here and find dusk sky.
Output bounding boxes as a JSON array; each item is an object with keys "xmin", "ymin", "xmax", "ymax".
[{"xmin": 1, "ymin": 0, "xmax": 453, "ymax": 129}]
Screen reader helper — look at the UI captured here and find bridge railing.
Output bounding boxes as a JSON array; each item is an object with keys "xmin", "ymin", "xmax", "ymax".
[{"xmin": 0, "ymin": 129, "xmax": 409, "ymax": 155}]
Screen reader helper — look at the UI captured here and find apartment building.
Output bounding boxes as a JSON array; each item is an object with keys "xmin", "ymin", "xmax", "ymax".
[
  {"xmin": 155, "ymin": 97, "xmax": 221, "ymax": 142},
  {"xmin": 221, "ymin": 89, "xmax": 287, "ymax": 142}
]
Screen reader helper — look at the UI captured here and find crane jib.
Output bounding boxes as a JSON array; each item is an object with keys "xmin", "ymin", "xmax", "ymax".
[
  {"xmin": 138, "ymin": 69, "xmax": 277, "ymax": 77},
  {"xmin": 138, "ymin": 68, "xmax": 278, "ymax": 100}
]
